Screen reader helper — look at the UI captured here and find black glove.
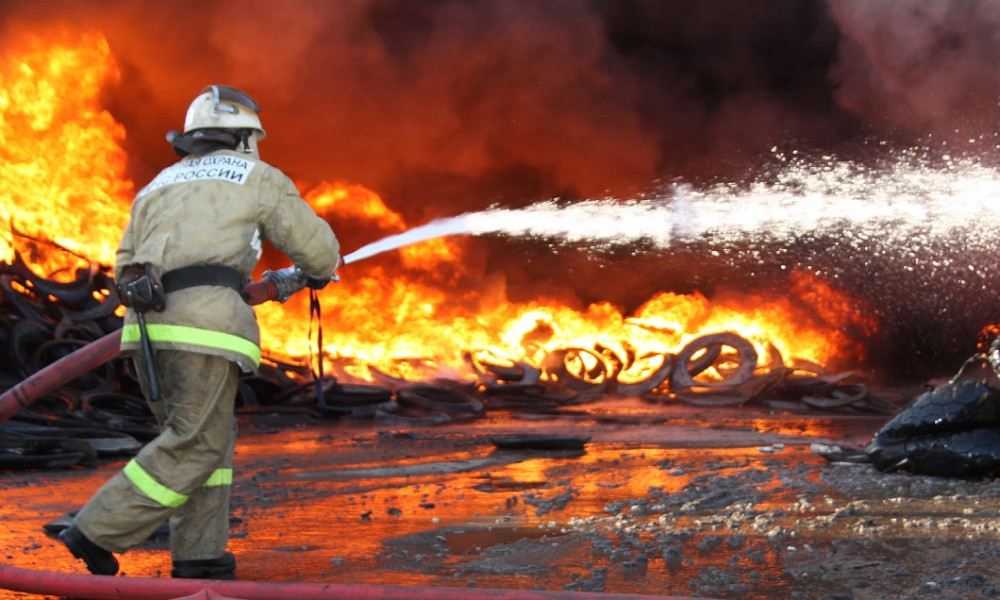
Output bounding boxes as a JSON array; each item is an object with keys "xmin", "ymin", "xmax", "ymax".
[{"xmin": 305, "ymin": 276, "xmax": 330, "ymax": 290}]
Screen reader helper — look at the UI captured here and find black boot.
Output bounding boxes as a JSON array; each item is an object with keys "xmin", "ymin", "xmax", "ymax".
[
  {"xmin": 58, "ymin": 524, "xmax": 119, "ymax": 576},
  {"xmin": 171, "ymin": 551, "xmax": 237, "ymax": 579}
]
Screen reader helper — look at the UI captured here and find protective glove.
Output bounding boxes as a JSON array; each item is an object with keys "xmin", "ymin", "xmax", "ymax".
[
  {"xmin": 306, "ymin": 256, "xmax": 342, "ymax": 289},
  {"xmin": 305, "ymin": 276, "xmax": 330, "ymax": 290}
]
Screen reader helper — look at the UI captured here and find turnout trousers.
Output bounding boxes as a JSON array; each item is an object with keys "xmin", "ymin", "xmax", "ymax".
[{"xmin": 74, "ymin": 350, "xmax": 239, "ymax": 562}]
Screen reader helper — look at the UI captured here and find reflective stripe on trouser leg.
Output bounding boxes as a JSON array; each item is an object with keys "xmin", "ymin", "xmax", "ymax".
[
  {"xmin": 170, "ymin": 426, "xmax": 237, "ymax": 561},
  {"xmin": 74, "ymin": 350, "xmax": 239, "ymax": 554}
]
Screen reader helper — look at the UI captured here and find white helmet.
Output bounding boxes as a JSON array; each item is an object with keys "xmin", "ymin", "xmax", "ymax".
[{"xmin": 183, "ymin": 85, "xmax": 266, "ymax": 139}]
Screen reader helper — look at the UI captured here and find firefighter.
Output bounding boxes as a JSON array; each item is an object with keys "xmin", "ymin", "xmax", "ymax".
[{"xmin": 58, "ymin": 85, "xmax": 341, "ymax": 579}]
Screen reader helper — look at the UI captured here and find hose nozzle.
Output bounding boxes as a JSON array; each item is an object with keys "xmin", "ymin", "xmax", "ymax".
[{"xmin": 262, "ymin": 266, "xmax": 308, "ymax": 303}]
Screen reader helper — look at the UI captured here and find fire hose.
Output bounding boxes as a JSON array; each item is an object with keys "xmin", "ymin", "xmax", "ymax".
[
  {"xmin": 0, "ymin": 266, "xmax": 321, "ymax": 425},
  {"xmin": 0, "ymin": 563, "xmax": 699, "ymax": 600}
]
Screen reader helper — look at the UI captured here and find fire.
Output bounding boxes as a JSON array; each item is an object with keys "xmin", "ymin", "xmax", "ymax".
[
  {"xmin": 631, "ymin": 273, "xmax": 878, "ymax": 371},
  {"xmin": 308, "ymin": 182, "xmax": 405, "ymax": 229},
  {"xmin": 2, "ymin": 32, "xmax": 877, "ymax": 386},
  {"xmin": 0, "ymin": 31, "xmax": 131, "ymax": 276}
]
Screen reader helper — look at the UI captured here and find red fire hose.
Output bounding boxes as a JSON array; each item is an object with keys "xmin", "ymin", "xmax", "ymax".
[
  {"xmin": 0, "ymin": 564, "xmax": 702, "ymax": 600},
  {"xmin": 0, "ymin": 278, "xmax": 278, "ymax": 425}
]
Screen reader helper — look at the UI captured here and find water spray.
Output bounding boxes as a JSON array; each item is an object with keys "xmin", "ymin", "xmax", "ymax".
[{"xmin": 341, "ymin": 156, "xmax": 1000, "ymax": 269}]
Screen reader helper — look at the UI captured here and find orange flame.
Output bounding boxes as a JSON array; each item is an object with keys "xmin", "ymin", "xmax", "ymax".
[
  {"xmin": 0, "ymin": 31, "xmax": 131, "ymax": 276},
  {"xmin": 2, "ymin": 33, "xmax": 877, "ymax": 384}
]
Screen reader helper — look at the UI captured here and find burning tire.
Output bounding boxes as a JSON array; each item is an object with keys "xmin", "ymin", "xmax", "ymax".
[
  {"xmin": 543, "ymin": 347, "xmax": 610, "ymax": 393},
  {"xmin": 613, "ymin": 353, "xmax": 673, "ymax": 397},
  {"xmin": 465, "ymin": 351, "xmax": 542, "ymax": 386},
  {"xmin": 670, "ymin": 332, "xmax": 758, "ymax": 390}
]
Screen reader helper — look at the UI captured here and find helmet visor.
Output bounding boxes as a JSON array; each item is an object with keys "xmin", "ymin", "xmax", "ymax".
[{"xmin": 202, "ymin": 85, "xmax": 262, "ymax": 114}]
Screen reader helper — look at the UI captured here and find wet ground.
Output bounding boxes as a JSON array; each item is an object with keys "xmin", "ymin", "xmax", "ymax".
[{"xmin": 2, "ymin": 390, "xmax": 1000, "ymax": 600}]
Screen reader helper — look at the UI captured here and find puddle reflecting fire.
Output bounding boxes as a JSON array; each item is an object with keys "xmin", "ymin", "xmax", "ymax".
[{"xmin": 4, "ymin": 406, "xmax": 1000, "ymax": 599}]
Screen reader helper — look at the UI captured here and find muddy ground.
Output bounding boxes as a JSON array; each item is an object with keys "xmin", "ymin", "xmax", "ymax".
[{"xmin": 2, "ymin": 387, "xmax": 1000, "ymax": 600}]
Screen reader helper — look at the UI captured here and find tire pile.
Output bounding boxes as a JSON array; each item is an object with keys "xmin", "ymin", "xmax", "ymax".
[
  {"xmin": 0, "ymin": 256, "xmax": 891, "ymax": 470},
  {"xmin": 0, "ymin": 254, "xmax": 152, "ymax": 469}
]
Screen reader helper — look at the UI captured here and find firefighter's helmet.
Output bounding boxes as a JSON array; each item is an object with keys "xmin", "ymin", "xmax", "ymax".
[{"xmin": 183, "ymin": 85, "xmax": 266, "ymax": 139}]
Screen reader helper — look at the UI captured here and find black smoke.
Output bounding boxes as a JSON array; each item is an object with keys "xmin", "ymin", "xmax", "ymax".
[{"xmin": 8, "ymin": 0, "xmax": 999, "ymax": 205}]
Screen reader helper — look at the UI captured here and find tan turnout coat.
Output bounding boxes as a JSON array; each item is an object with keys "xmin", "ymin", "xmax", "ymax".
[{"xmin": 115, "ymin": 149, "xmax": 340, "ymax": 373}]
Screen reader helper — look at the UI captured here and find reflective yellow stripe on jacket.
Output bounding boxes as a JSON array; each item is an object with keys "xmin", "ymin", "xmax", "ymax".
[
  {"xmin": 121, "ymin": 323, "xmax": 261, "ymax": 368},
  {"xmin": 123, "ymin": 460, "xmax": 233, "ymax": 508}
]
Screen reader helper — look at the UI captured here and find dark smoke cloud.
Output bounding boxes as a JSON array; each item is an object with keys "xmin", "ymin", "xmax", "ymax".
[
  {"xmin": 3, "ymin": 0, "xmax": 996, "ymax": 208},
  {"xmin": 828, "ymin": 0, "xmax": 1000, "ymax": 141}
]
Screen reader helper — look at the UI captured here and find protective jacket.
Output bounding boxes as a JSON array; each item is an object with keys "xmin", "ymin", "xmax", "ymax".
[
  {"xmin": 115, "ymin": 149, "xmax": 340, "ymax": 373},
  {"xmin": 73, "ymin": 148, "xmax": 339, "ymax": 565}
]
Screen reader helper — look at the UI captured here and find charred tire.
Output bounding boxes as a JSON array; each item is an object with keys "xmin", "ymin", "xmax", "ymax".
[
  {"xmin": 396, "ymin": 384, "xmax": 484, "ymax": 417},
  {"xmin": 323, "ymin": 383, "xmax": 394, "ymax": 407},
  {"xmin": 543, "ymin": 348, "xmax": 609, "ymax": 393},
  {"xmin": 614, "ymin": 354, "xmax": 673, "ymax": 397},
  {"xmin": 375, "ymin": 401, "xmax": 452, "ymax": 426},
  {"xmin": 671, "ymin": 332, "xmax": 757, "ymax": 390}
]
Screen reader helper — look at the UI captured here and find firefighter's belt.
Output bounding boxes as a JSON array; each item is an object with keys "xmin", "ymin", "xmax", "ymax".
[{"xmin": 162, "ymin": 264, "xmax": 248, "ymax": 302}]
